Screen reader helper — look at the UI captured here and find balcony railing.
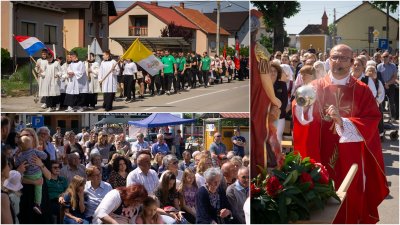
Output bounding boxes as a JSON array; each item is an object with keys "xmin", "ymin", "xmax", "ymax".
[{"xmin": 129, "ymin": 26, "xmax": 148, "ymax": 36}]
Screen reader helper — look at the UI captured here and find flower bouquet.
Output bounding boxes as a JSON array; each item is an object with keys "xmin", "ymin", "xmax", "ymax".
[{"xmin": 251, "ymin": 152, "xmax": 341, "ymax": 224}]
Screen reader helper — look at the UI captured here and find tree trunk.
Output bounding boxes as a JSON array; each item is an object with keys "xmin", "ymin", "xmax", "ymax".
[{"xmin": 273, "ymin": 5, "xmax": 285, "ymax": 52}]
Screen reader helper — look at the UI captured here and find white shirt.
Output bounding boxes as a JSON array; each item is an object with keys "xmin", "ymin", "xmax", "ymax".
[
  {"xmin": 92, "ymin": 189, "xmax": 141, "ymax": 224},
  {"xmin": 195, "ymin": 172, "xmax": 206, "ymax": 188},
  {"xmin": 126, "ymin": 167, "xmax": 159, "ymax": 195},
  {"xmin": 356, "ymin": 73, "xmax": 377, "ymax": 98},
  {"xmin": 122, "ymin": 62, "xmax": 138, "ymax": 75}
]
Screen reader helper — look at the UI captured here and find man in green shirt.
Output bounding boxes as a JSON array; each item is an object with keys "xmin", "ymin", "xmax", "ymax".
[
  {"xmin": 161, "ymin": 49, "xmax": 177, "ymax": 95},
  {"xmin": 176, "ymin": 51, "xmax": 187, "ymax": 92},
  {"xmin": 199, "ymin": 51, "xmax": 211, "ymax": 88}
]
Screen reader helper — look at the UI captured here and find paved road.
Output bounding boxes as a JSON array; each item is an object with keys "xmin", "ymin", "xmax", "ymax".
[
  {"xmin": 377, "ymin": 118, "xmax": 399, "ymax": 224},
  {"xmin": 1, "ymin": 79, "xmax": 249, "ymax": 112}
]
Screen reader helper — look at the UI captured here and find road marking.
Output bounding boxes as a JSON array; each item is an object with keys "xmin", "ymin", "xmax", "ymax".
[
  {"xmin": 143, "ymin": 107, "xmax": 157, "ymax": 111},
  {"xmin": 166, "ymin": 89, "xmax": 229, "ymax": 105}
]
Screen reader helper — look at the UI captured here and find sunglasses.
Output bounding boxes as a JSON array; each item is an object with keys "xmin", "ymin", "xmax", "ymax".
[
  {"xmin": 172, "ymin": 161, "xmax": 179, "ymax": 165},
  {"xmin": 241, "ymin": 176, "xmax": 249, "ymax": 179},
  {"xmin": 291, "ymin": 60, "xmax": 298, "ymax": 63},
  {"xmin": 383, "ymin": 56, "xmax": 389, "ymax": 58},
  {"xmin": 216, "ymin": 135, "xmax": 221, "ymax": 137},
  {"xmin": 52, "ymin": 166, "xmax": 60, "ymax": 169}
]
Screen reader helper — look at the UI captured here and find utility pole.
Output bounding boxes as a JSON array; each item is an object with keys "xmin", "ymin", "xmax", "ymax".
[
  {"xmin": 216, "ymin": 0, "xmax": 220, "ymax": 56},
  {"xmin": 386, "ymin": 2, "xmax": 389, "ymax": 41},
  {"xmin": 333, "ymin": 8, "xmax": 337, "ymax": 46}
]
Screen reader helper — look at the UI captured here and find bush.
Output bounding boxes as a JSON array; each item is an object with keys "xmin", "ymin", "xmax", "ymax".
[
  {"xmin": 9, "ymin": 64, "xmax": 32, "ymax": 83},
  {"xmin": 70, "ymin": 47, "xmax": 88, "ymax": 61},
  {"xmin": 1, "ymin": 48, "xmax": 12, "ymax": 75}
]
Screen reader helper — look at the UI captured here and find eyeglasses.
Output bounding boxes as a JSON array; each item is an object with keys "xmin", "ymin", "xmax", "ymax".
[
  {"xmin": 241, "ymin": 176, "xmax": 249, "ymax": 179},
  {"xmin": 172, "ymin": 161, "xmax": 179, "ymax": 165},
  {"xmin": 330, "ymin": 56, "xmax": 351, "ymax": 62}
]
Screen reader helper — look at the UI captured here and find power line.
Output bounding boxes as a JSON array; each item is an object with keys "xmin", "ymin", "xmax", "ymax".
[{"xmin": 227, "ymin": 1, "xmax": 249, "ymax": 10}]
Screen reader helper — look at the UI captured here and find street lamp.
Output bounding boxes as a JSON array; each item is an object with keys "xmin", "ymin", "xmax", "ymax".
[{"xmin": 216, "ymin": 1, "xmax": 232, "ymax": 56}]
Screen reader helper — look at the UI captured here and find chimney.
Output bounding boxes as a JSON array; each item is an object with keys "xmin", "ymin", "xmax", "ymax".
[
  {"xmin": 321, "ymin": 10, "xmax": 328, "ymax": 31},
  {"xmin": 180, "ymin": 2, "xmax": 184, "ymax": 9},
  {"xmin": 150, "ymin": 1, "xmax": 158, "ymax": 6}
]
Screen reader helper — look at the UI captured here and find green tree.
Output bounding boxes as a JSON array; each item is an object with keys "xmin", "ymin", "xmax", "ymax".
[
  {"xmin": 70, "ymin": 47, "xmax": 88, "ymax": 61},
  {"xmin": 372, "ymin": 1, "xmax": 399, "ymax": 47},
  {"xmin": 259, "ymin": 33, "xmax": 273, "ymax": 53},
  {"xmin": 252, "ymin": 1, "xmax": 301, "ymax": 52},
  {"xmin": 1, "ymin": 48, "xmax": 12, "ymax": 75}
]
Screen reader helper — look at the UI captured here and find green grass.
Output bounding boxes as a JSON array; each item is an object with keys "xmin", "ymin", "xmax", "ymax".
[{"xmin": 1, "ymin": 79, "xmax": 36, "ymax": 97}]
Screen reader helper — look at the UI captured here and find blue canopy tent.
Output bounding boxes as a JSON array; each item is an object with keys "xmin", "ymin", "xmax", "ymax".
[{"xmin": 128, "ymin": 113, "xmax": 196, "ymax": 128}]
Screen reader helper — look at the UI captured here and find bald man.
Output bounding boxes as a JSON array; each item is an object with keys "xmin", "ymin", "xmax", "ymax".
[
  {"xmin": 292, "ymin": 44, "xmax": 388, "ymax": 223},
  {"xmin": 226, "ymin": 166, "xmax": 249, "ymax": 224},
  {"xmin": 126, "ymin": 153, "xmax": 159, "ymax": 195}
]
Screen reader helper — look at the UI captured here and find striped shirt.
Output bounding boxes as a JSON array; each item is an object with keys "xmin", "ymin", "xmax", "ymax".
[
  {"xmin": 126, "ymin": 167, "xmax": 159, "ymax": 195},
  {"xmin": 15, "ymin": 148, "xmax": 47, "ymax": 175}
]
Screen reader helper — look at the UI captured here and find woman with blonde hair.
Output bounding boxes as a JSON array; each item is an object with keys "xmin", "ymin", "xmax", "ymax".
[
  {"xmin": 195, "ymin": 156, "xmax": 212, "ymax": 188},
  {"xmin": 94, "ymin": 132, "xmax": 112, "ymax": 162},
  {"xmin": 62, "ymin": 175, "xmax": 88, "ymax": 224}
]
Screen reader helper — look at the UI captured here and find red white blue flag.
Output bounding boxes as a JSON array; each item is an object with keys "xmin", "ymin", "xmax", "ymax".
[{"xmin": 14, "ymin": 35, "xmax": 48, "ymax": 56}]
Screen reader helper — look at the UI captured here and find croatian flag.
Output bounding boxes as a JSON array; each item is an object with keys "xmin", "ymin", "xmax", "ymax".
[{"xmin": 15, "ymin": 35, "xmax": 47, "ymax": 56}]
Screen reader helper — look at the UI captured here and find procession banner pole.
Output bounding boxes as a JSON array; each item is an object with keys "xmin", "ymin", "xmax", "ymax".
[
  {"xmin": 29, "ymin": 56, "xmax": 39, "ymax": 82},
  {"xmin": 99, "ymin": 58, "xmax": 123, "ymax": 85},
  {"xmin": 53, "ymin": 44, "xmax": 56, "ymax": 59}
]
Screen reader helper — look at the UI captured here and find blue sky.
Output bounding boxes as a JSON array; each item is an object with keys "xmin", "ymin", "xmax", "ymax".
[
  {"xmin": 113, "ymin": 1, "xmax": 249, "ymax": 13},
  {"xmin": 250, "ymin": 1, "xmax": 399, "ymax": 34}
]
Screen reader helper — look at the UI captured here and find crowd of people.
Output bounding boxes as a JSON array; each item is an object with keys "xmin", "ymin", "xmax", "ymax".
[
  {"xmin": 34, "ymin": 48, "xmax": 249, "ymax": 112},
  {"xmin": 265, "ymin": 46, "xmax": 399, "ymax": 146},
  {"xmin": 1, "ymin": 115, "xmax": 250, "ymax": 224}
]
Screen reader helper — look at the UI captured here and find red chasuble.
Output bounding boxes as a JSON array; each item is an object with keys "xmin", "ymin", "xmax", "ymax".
[
  {"xmin": 293, "ymin": 75, "xmax": 389, "ymax": 223},
  {"xmin": 250, "ymin": 42, "xmax": 280, "ymax": 178}
]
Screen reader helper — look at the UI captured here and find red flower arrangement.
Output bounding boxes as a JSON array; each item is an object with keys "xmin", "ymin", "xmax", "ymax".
[{"xmin": 251, "ymin": 152, "xmax": 340, "ymax": 224}]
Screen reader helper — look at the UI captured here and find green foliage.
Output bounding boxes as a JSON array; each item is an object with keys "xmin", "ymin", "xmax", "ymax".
[
  {"xmin": 260, "ymin": 33, "xmax": 273, "ymax": 53},
  {"xmin": 251, "ymin": 152, "xmax": 340, "ymax": 223},
  {"xmin": 1, "ymin": 48, "xmax": 12, "ymax": 75},
  {"xmin": 9, "ymin": 64, "xmax": 32, "ymax": 83},
  {"xmin": 218, "ymin": 45, "xmax": 249, "ymax": 57},
  {"xmin": 328, "ymin": 23, "xmax": 336, "ymax": 36},
  {"xmin": 252, "ymin": 1, "xmax": 301, "ymax": 51},
  {"xmin": 70, "ymin": 47, "xmax": 88, "ymax": 61},
  {"xmin": 1, "ymin": 79, "xmax": 35, "ymax": 97},
  {"xmin": 371, "ymin": 1, "xmax": 399, "ymax": 13},
  {"xmin": 219, "ymin": 46, "xmax": 235, "ymax": 57},
  {"xmin": 240, "ymin": 46, "xmax": 249, "ymax": 57}
]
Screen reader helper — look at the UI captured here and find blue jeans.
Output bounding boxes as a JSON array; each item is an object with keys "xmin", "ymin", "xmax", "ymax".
[{"xmin": 63, "ymin": 216, "xmax": 89, "ymax": 224}]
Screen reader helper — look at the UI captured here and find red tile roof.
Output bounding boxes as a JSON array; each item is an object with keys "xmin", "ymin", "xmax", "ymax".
[
  {"xmin": 173, "ymin": 6, "xmax": 230, "ymax": 36},
  {"xmin": 250, "ymin": 9, "xmax": 263, "ymax": 18},
  {"xmin": 219, "ymin": 113, "xmax": 249, "ymax": 119},
  {"xmin": 109, "ymin": 2, "xmax": 197, "ymax": 30}
]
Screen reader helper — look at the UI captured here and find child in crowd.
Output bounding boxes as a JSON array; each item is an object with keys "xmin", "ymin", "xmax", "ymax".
[
  {"xmin": 62, "ymin": 175, "xmax": 88, "ymax": 224},
  {"xmin": 15, "ymin": 136, "xmax": 47, "ymax": 214},
  {"xmin": 136, "ymin": 196, "xmax": 164, "ymax": 224},
  {"xmin": 3, "ymin": 170, "xmax": 23, "ymax": 223},
  {"xmin": 178, "ymin": 168, "xmax": 198, "ymax": 223}
]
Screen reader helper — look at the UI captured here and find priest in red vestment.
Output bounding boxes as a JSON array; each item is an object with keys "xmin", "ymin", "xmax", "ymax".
[{"xmin": 293, "ymin": 44, "xmax": 389, "ymax": 223}]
